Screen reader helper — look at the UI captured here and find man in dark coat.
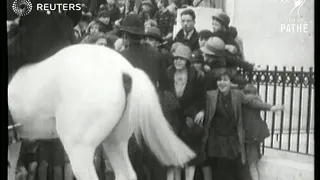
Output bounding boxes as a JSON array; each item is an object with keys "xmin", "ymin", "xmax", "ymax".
[
  {"xmin": 120, "ymin": 14, "xmax": 163, "ymax": 87},
  {"xmin": 174, "ymin": 8, "xmax": 200, "ymax": 52},
  {"xmin": 141, "ymin": 26, "xmax": 169, "ymax": 180},
  {"xmin": 7, "ymin": 0, "xmax": 82, "ymax": 76},
  {"xmin": 119, "ymin": 13, "xmax": 165, "ymax": 180},
  {"xmin": 144, "ymin": 26, "xmax": 172, "ymax": 80}
]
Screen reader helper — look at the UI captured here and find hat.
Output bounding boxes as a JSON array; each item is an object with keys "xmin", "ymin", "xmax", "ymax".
[
  {"xmin": 173, "ymin": 45, "xmax": 192, "ymax": 61},
  {"xmin": 107, "ymin": 0, "xmax": 115, "ymax": 4},
  {"xmin": 144, "ymin": 27, "xmax": 163, "ymax": 42},
  {"xmin": 212, "ymin": 12, "xmax": 230, "ymax": 28},
  {"xmin": 119, "ymin": 14, "xmax": 145, "ymax": 35},
  {"xmin": 200, "ymin": 37, "xmax": 225, "ymax": 56},
  {"xmin": 98, "ymin": 10, "xmax": 111, "ymax": 18},
  {"xmin": 142, "ymin": 0, "xmax": 153, "ymax": 6},
  {"xmin": 199, "ymin": 30, "xmax": 214, "ymax": 40}
]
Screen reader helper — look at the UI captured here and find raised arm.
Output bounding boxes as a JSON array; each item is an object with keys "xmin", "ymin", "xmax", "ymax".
[
  {"xmin": 240, "ymin": 93, "xmax": 284, "ymax": 112},
  {"xmin": 240, "ymin": 93, "xmax": 272, "ymax": 110}
]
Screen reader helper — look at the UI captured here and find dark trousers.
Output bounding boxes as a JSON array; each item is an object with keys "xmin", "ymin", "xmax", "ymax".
[
  {"xmin": 129, "ymin": 137, "xmax": 166, "ymax": 180},
  {"xmin": 145, "ymin": 148, "xmax": 166, "ymax": 180},
  {"xmin": 205, "ymin": 156, "xmax": 252, "ymax": 180},
  {"xmin": 129, "ymin": 137, "xmax": 149, "ymax": 180}
]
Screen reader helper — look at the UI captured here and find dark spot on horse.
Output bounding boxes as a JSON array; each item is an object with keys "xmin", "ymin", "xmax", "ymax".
[{"xmin": 122, "ymin": 73, "xmax": 132, "ymax": 95}]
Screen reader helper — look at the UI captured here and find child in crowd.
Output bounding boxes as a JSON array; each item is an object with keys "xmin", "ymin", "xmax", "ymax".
[
  {"xmin": 97, "ymin": 10, "xmax": 114, "ymax": 33},
  {"xmin": 144, "ymin": 19, "xmax": 158, "ymax": 32},
  {"xmin": 242, "ymin": 84, "xmax": 284, "ymax": 180},
  {"xmin": 98, "ymin": 0, "xmax": 121, "ymax": 25},
  {"xmin": 191, "ymin": 29, "xmax": 214, "ymax": 78},
  {"xmin": 81, "ymin": 32, "xmax": 108, "ymax": 47},
  {"xmin": 211, "ymin": 12, "xmax": 250, "ymax": 89},
  {"xmin": 86, "ymin": 20, "xmax": 105, "ymax": 35},
  {"xmin": 74, "ymin": 14, "xmax": 92, "ymax": 42}
]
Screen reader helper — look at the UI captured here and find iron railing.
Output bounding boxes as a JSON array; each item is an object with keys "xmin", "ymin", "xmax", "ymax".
[{"xmin": 241, "ymin": 66, "xmax": 314, "ymax": 156}]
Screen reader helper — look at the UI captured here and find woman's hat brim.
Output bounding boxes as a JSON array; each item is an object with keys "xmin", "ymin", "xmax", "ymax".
[
  {"xmin": 200, "ymin": 46, "xmax": 224, "ymax": 56},
  {"xmin": 172, "ymin": 54, "xmax": 191, "ymax": 61},
  {"xmin": 200, "ymin": 46, "xmax": 216, "ymax": 55}
]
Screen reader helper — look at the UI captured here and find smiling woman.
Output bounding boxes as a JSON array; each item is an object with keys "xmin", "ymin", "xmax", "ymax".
[
  {"xmin": 162, "ymin": 44, "xmax": 206, "ymax": 180},
  {"xmin": 201, "ymin": 70, "xmax": 284, "ymax": 180}
]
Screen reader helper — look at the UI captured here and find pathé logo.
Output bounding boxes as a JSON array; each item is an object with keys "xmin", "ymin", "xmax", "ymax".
[{"xmin": 281, "ymin": 0, "xmax": 306, "ymax": 17}]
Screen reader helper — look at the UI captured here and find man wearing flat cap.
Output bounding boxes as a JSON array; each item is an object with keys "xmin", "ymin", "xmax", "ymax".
[{"xmin": 144, "ymin": 27, "xmax": 173, "ymax": 89}]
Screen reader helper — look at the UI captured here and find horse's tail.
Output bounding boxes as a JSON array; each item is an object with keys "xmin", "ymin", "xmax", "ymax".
[{"xmin": 127, "ymin": 68, "xmax": 196, "ymax": 166}]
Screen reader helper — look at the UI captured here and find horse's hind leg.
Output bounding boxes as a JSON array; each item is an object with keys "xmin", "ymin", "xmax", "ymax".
[
  {"xmin": 102, "ymin": 138, "xmax": 136, "ymax": 180},
  {"xmin": 101, "ymin": 113, "xmax": 137, "ymax": 180},
  {"xmin": 55, "ymin": 102, "xmax": 124, "ymax": 180},
  {"xmin": 54, "ymin": 108, "xmax": 102, "ymax": 180},
  {"xmin": 60, "ymin": 139, "xmax": 98, "ymax": 180}
]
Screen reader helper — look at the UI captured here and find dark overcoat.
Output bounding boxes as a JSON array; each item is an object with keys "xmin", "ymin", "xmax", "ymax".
[
  {"xmin": 162, "ymin": 66, "xmax": 206, "ymax": 165},
  {"xmin": 174, "ymin": 28, "xmax": 200, "ymax": 52},
  {"xmin": 121, "ymin": 43, "xmax": 164, "ymax": 87},
  {"xmin": 123, "ymin": 43, "xmax": 167, "ymax": 180}
]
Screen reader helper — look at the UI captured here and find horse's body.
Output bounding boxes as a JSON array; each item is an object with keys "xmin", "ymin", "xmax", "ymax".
[{"xmin": 8, "ymin": 44, "xmax": 195, "ymax": 180}]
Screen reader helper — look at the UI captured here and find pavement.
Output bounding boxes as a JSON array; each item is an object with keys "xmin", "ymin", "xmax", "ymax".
[{"xmin": 259, "ymin": 148, "xmax": 314, "ymax": 180}]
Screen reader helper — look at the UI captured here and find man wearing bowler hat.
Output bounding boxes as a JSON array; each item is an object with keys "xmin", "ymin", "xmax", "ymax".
[{"xmin": 120, "ymin": 14, "xmax": 165, "ymax": 180}]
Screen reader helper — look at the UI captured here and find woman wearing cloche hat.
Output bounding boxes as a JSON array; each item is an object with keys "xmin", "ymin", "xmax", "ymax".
[{"xmin": 162, "ymin": 44, "xmax": 206, "ymax": 180}]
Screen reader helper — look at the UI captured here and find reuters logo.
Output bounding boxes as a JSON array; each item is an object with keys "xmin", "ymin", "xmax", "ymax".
[{"xmin": 12, "ymin": 0, "xmax": 33, "ymax": 16}]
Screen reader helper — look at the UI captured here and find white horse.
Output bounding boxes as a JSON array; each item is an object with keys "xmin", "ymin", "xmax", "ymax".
[{"xmin": 8, "ymin": 44, "xmax": 195, "ymax": 180}]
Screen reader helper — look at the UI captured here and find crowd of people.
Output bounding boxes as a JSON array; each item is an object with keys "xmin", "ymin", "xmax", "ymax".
[{"xmin": 8, "ymin": 0, "xmax": 285, "ymax": 180}]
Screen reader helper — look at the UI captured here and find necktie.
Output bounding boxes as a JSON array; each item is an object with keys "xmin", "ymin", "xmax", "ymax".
[{"xmin": 185, "ymin": 32, "xmax": 189, "ymax": 39}]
